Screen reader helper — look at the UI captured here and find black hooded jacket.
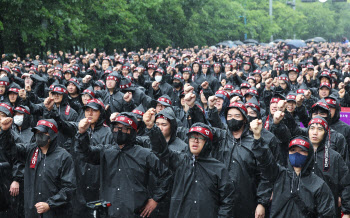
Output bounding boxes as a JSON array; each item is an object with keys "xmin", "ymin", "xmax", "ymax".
[
  {"xmin": 0, "ymin": 129, "xmax": 76, "ymax": 218},
  {"xmin": 75, "ymin": 125, "xmax": 170, "ymax": 217},
  {"xmin": 146, "ymin": 123, "xmax": 235, "ymax": 218},
  {"xmin": 251, "ymin": 137, "xmax": 336, "ymax": 217}
]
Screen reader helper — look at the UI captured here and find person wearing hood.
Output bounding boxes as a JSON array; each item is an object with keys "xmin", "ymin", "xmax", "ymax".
[
  {"xmin": 120, "ymin": 76, "xmax": 152, "ymax": 110},
  {"xmin": 148, "ymin": 67, "xmax": 173, "ymax": 100},
  {"xmin": 211, "ymin": 90, "xmax": 230, "ymax": 125},
  {"xmin": 66, "ymin": 98, "xmax": 113, "ymax": 218},
  {"xmin": 186, "ymin": 92, "xmax": 272, "ymax": 218},
  {"xmin": 67, "ymin": 77, "xmax": 83, "ymax": 113},
  {"xmin": 285, "ymin": 92, "xmax": 309, "ymax": 127},
  {"xmin": 250, "ymin": 120, "xmax": 336, "ymax": 217},
  {"xmin": 76, "ymin": 112, "xmax": 170, "ymax": 217},
  {"xmin": 11, "ymin": 105, "xmax": 33, "ymax": 143},
  {"xmin": 0, "ymin": 77, "xmax": 10, "ymax": 103},
  {"xmin": 201, "ymin": 62, "xmax": 221, "ymax": 92},
  {"xmin": 76, "ymin": 87, "xmax": 95, "ymax": 121},
  {"xmin": 132, "ymin": 104, "xmax": 147, "ymax": 136},
  {"xmin": 0, "ymin": 118, "xmax": 76, "ymax": 218},
  {"xmin": 182, "ymin": 67, "xmax": 200, "ymax": 92},
  {"xmin": 287, "ymin": 66, "xmax": 300, "ymax": 92},
  {"xmin": 170, "ymin": 73, "xmax": 184, "ymax": 108},
  {"xmin": 7, "ymin": 83, "xmax": 23, "ymax": 108},
  {"xmin": 144, "ymin": 108, "xmax": 235, "ymax": 218},
  {"xmin": 326, "ymin": 95, "xmax": 350, "ymax": 156},
  {"xmin": 104, "ymin": 72, "xmax": 136, "ymax": 114}
]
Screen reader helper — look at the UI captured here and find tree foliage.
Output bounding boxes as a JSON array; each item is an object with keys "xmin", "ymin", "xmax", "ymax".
[{"xmin": 0, "ymin": 0, "xmax": 350, "ymax": 56}]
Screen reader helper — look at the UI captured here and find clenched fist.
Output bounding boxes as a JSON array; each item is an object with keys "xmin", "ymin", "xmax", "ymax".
[
  {"xmin": 1, "ymin": 117, "xmax": 13, "ymax": 131},
  {"xmin": 79, "ymin": 118, "xmax": 91, "ymax": 134},
  {"xmin": 273, "ymin": 111, "xmax": 285, "ymax": 125},
  {"xmin": 250, "ymin": 119, "xmax": 262, "ymax": 139},
  {"xmin": 208, "ymin": 96, "xmax": 217, "ymax": 109},
  {"xmin": 184, "ymin": 93, "xmax": 196, "ymax": 108},
  {"xmin": 143, "ymin": 108, "xmax": 156, "ymax": 129}
]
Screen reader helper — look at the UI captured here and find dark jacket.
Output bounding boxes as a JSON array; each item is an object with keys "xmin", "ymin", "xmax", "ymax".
[
  {"xmin": 252, "ymin": 137, "xmax": 336, "ymax": 217},
  {"xmin": 147, "ymin": 124, "xmax": 235, "ymax": 218},
  {"xmin": 76, "ymin": 131, "xmax": 170, "ymax": 218},
  {"xmin": 0, "ymin": 130, "xmax": 77, "ymax": 218}
]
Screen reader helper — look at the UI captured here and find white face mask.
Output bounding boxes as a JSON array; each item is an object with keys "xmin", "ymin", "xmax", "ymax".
[
  {"xmin": 155, "ymin": 75, "xmax": 162, "ymax": 82},
  {"xmin": 14, "ymin": 115, "xmax": 24, "ymax": 126}
]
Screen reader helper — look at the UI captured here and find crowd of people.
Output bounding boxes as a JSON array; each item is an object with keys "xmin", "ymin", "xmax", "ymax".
[{"xmin": 1, "ymin": 41, "xmax": 350, "ymax": 217}]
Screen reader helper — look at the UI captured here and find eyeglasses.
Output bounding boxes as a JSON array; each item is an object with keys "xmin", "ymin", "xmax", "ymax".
[{"xmin": 189, "ymin": 135, "xmax": 206, "ymax": 142}]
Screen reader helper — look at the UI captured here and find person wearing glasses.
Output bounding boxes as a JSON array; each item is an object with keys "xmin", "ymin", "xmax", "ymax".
[{"xmin": 143, "ymin": 108, "xmax": 235, "ymax": 218}]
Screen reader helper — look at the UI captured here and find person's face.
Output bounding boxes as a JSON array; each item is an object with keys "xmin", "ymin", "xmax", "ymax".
[
  {"xmin": 193, "ymin": 64, "xmax": 199, "ymax": 73},
  {"xmin": 94, "ymin": 86, "xmax": 102, "ymax": 91},
  {"xmin": 247, "ymin": 79, "xmax": 255, "ymax": 87},
  {"xmin": 200, "ymin": 93, "xmax": 207, "ymax": 104},
  {"xmin": 215, "ymin": 97, "xmax": 224, "ymax": 112},
  {"xmin": 67, "ymin": 83, "xmax": 77, "ymax": 94},
  {"xmin": 289, "ymin": 146, "xmax": 308, "ymax": 156},
  {"xmin": 84, "ymin": 107, "xmax": 101, "ymax": 124},
  {"xmin": 307, "ymin": 69, "xmax": 314, "ymax": 76},
  {"xmin": 309, "ymin": 123, "xmax": 325, "ymax": 145},
  {"xmin": 243, "ymin": 64, "xmax": 250, "ymax": 71},
  {"xmin": 320, "ymin": 77, "xmax": 330, "ymax": 84},
  {"xmin": 64, "ymin": 73, "xmax": 72, "ymax": 81},
  {"xmin": 106, "ymin": 79, "xmax": 116, "ymax": 89},
  {"xmin": 311, "ymin": 108, "xmax": 329, "ymax": 119},
  {"xmin": 25, "ymin": 77, "xmax": 33, "ymax": 86},
  {"xmin": 279, "ymin": 81, "xmax": 287, "ymax": 90},
  {"xmin": 225, "ymin": 66, "xmax": 231, "ymax": 72},
  {"xmin": 0, "ymin": 111, "xmax": 7, "ymax": 121},
  {"xmin": 9, "ymin": 92, "xmax": 18, "ymax": 103},
  {"xmin": 214, "ymin": 66, "xmax": 220, "ymax": 74},
  {"xmin": 181, "ymin": 72, "xmax": 189, "ymax": 81},
  {"xmin": 133, "ymin": 55, "xmax": 140, "ymax": 62},
  {"xmin": 286, "ymin": 101, "xmax": 296, "ymax": 113},
  {"xmin": 14, "ymin": 111, "xmax": 24, "ymax": 117},
  {"xmin": 319, "ymin": 87, "xmax": 330, "ymax": 98},
  {"xmin": 253, "ymin": 74, "xmax": 261, "ymax": 83},
  {"xmin": 247, "ymin": 107, "xmax": 257, "ymax": 118},
  {"xmin": 227, "ymin": 108, "xmax": 244, "ymax": 121},
  {"xmin": 113, "ymin": 123, "xmax": 132, "ymax": 134},
  {"xmin": 102, "ymin": 60, "xmax": 109, "ymax": 70},
  {"xmin": 189, "ymin": 133, "xmax": 206, "ymax": 156},
  {"xmin": 81, "ymin": 94, "xmax": 92, "ymax": 105},
  {"xmin": 270, "ymin": 102, "xmax": 278, "ymax": 115},
  {"xmin": 0, "ymin": 85, "xmax": 6, "ymax": 95},
  {"xmin": 288, "ymin": 71, "xmax": 298, "ymax": 82},
  {"xmin": 122, "ymin": 68, "xmax": 129, "ymax": 76},
  {"xmin": 330, "ymin": 107, "xmax": 336, "ymax": 118},
  {"xmin": 240, "ymin": 88, "xmax": 248, "ymax": 96},
  {"xmin": 156, "ymin": 118, "xmax": 171, "ymax": 139},
  {"xmin": 52, "ymin": 93, "xmax": 63, "ymax": 104},
  {"xmin": 180, "ymin": 97, "xmax": 185, "ymax": 107},
  {"xmin": 148, "ymin": 68, "xmax": 154, "ymax": 77},
  {"xmin": 156, "ymin": 103, "xmax": 166, "ymax": 113},
  {"xmin": 0, "ymin": 71, "xmax": 7, "ymax": 77}
]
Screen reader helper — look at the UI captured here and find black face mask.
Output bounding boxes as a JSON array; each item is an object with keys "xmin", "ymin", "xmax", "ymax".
[
  {"xmin": 227, "ymin": 118, "xmax": 245, "ymax": 132},
  {"xmin": 247, "ymin": 115, "xmax": 257, "ymax": 123},
  {"xmin": 35, "ymin": 133, "xmax": 50, "ymax": 147},
  {"xmin": 173, "ymin": 82, "xmax": 181, "ymax": 88},
  {"xmin": 113, "ymin": 131, "xmax": 129, "ymax": 146}
]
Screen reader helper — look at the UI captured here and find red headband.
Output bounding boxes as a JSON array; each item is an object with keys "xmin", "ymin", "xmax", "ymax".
[
  {"xmin": 245, "ymin": 102, "xmax": 260, "ymax": 112},
  {"xmin": 0, "ymin": 103, "xmax": 13, "ymax": 115},
  {"xmin": 114, "ymin": 116, "xmax": 137, "ymax": 130},
  {"xmin": 312, "ymin": 102, "xmax": 329, "ymax": 110},
  {"xmin": 9, "ymin": 88, "xmax": 19, "ymax": 93},
  {"xmin": 286, "ymin": 95, "xmax": 296, "ymax": 100},
  {"xmin": 240, "ymin": 83, "xmax": 251, "ymax": 88},
  {"xmin": 120, "ymin": 82, "xmax": 132, "ymax": 89},
  {"xmin": 0, "ymin": 81, "xmax": 9, "ymax": 86},
  {"xmin": 15, "ymin": 106, "xmax": 30, "ymax": 115},
  {"xmin": 37, "ymin": 120, "xmax": 58, "ymax": 133},
  {"xmin": 86, "ymin": 98, "xmax": 105, "ymax": 109},
  {"xmin": 156, "ymin": 115, "xmax": 169, "ymax": 121},
  {"xmin": 215, "ymin": 90, "xmax": 230, "ymax": 99},
  {"xmin": 228, "ymin": 102, "xmax": 248, "ymax": 114},
  {"xmin": 289, "ymin": 138, "xmax": 310, "ymax": 149},
  {"xmin": 189, "ymin": 126, "xmax": 213, "ymax": 141},
  {"xmin": 132, "ymin": 109, "xmax": 144, "ymax": 116},
  {"xmin": 53, "ymin": 87, "xmax": 68, "ymax": 94},
  {"xmin": 158, "ymin": 97, "xmax": 172, "ymax": 105},
  {"xmin": 107, "ymin": 76, "xmax": 118, "ymax": 81},
  {"xmin": 308, "ymin": 118, "xmax": 329, "ymax": 131},
  {"xmin": 83, "ymin": 89, "xmax": 95, "ymax": 97},
  {"xmin": 325, "ymin": 98, "xmax": 336, "ymax": 106},
  {"xmin": 270, "ymin": 98, "xmax": 281, "ymax": 104},
  {"xmin": 246, "ymin": 89, "xmax": 258, "ymax": 96}
]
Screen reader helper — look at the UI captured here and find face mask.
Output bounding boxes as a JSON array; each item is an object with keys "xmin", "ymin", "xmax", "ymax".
[
  {"xmin": 247, "ymin": 115, "xmax": 257, "ymax": 124},
  {"xmin": 155, "ymin": 75, "xmax": 162, "ymax": 82},
  {"xmin": 173, "ymin": 82, "xmax": 181, "ymax": 88},
  {"xmin": 14, "ymin": 115, "xmax": 24, "ymax": 126},
  {"xmin": 227, "ymin": 118, "xmax": 245, "ymax": 132},
  {"xmin": 289, "ymin": 152, "xmax": 308, "ymax": 168},
  {"xmin": 113, "ymin": 131, "xmax": 129, "ymax": 146},
  {"xmin": 35, "ymin": 132, "xmax": 50, "ymax": 147}
]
